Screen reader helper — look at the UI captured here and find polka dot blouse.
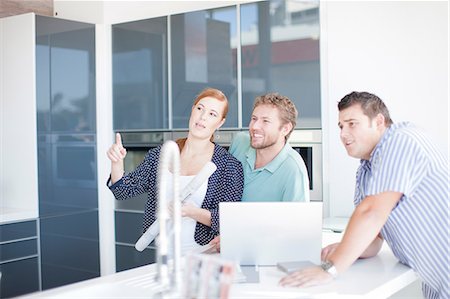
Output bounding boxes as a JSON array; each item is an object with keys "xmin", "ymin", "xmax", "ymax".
[{"xmin": 108, "ymin": 143, "xmax": 244, "ymax": 245}]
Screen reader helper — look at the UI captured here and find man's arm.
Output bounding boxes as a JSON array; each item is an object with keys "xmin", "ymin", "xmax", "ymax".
[
  {"xmin": 280, "ymin": 191, "xmax": 402, "ymax": 287},
  {"xmin": 360, "ymin": 234, "xmax": 383, "ymax": 258},
  {"xmin": 327, "ymin": 191, "xmax": 401, "ymax": 273},
  {"xmin": 321, "ymin": 234, "xmax": 383, "ymax": 262}
]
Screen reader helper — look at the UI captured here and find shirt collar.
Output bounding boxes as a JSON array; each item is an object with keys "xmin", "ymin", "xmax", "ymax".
[{"xmin": 245, "ymin": 141, "xmax": 291, "ymax": 173}]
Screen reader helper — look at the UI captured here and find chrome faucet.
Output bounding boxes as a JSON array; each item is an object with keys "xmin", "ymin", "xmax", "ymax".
[{"xmin": 156, "ymin": 140, "xmax": 182, "ymax": 296}]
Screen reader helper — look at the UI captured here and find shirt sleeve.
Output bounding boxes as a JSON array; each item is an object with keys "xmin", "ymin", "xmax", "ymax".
[
  {"xmin": 229, "ymin": 131, "xmax": 249, "ymax": 158},
  {"xmin": 367, "ymin": 132, "xmax": 428, "ymax": 198},
  {"xmin": 108, "ymin": 147, "xmax": 159, "ymax": 200},
  {"xmin": 281, "ymin": 165, "xmax": 310, "ymax": 202}
]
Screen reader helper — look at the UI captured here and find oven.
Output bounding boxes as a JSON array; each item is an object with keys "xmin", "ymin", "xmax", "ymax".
[{"xmin": 287, "ymin": 130, "xmax": 322, "ymax": 202}]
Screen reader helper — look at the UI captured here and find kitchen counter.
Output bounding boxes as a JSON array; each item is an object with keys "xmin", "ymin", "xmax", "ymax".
[{"xmin": 21, "ymin": 232, "xmax": 418, "ymax": 298}]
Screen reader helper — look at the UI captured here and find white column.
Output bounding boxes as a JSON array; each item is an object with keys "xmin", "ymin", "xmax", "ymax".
[{"xmin": 96, "ymin": 23, "xmax": 116, "ymax": 275}]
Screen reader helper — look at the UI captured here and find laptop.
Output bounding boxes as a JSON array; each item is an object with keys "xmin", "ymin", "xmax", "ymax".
[{"xmin": 219, "ymin": 202, "xmax": 322, "ymax": 266}]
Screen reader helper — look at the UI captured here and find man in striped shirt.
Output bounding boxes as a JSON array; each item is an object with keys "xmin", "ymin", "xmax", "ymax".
[{"xmin": 280, "ymin": 91, "xmax": 449, "ymax": 299}]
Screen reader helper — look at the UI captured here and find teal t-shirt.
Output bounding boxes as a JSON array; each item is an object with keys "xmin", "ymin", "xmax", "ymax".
[{"xmin": 229, "ymin": 132, "xmax": 310, "ymax": 202}]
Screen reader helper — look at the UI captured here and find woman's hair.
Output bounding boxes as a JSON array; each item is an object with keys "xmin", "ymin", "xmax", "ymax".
[
  {"xmin": 338, "ymin": 91, "xmax": 393, "ymax": 127},
  {"xmin": 253, "ymin": 92, "xmax": 298, "ymax": 141},
  {"xmin": 176, "ymin": 87, "xmax": 229, "ymax": 151}
]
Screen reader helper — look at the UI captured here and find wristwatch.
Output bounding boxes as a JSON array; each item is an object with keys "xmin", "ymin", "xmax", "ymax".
[{"xmin": 320, "ymin": 261, "xmax": 338, "ymax": 278}]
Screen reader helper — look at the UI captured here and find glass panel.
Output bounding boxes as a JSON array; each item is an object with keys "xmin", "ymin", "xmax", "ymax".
[
  {"xmin": 35, "ymin": 16, "xmax": 99, "ymax": 291},
  {"xmin": 240, "ymin": 0, "xmax": 321, "ymax": 128},
  {"xmin": 40, "ymin": 211, "xmax": 100, "ymax": 290},
  {"xmin": 0, "ymin": 221, "xmax": 36, "ymax": 243},
  {"xmin": 38, "ymin": 135, "xmax": 97, "ymax": 217},
  {"xmin": 115, "ymin": 211, "xmax": 148, "ymax": 244},
  {"xmin": 0, "ymin": 239, "xmax": 37, "ymax": 262},
  {"xmin": 171, "ymin": 6, "xmax": 238, "ymax": 128},
  {"xmin": 36, "ymin": 36, "xmax": 51, "ymax": 133},
  {"xmin": 116, "ymin": 244, "xmax": 156, "ymax": 272},
  {"xmin": 50, "ymin": 30, "xmax": 96, "ymax": 132},
  {"xmin": 112, "ymin": 17, "xmax": 168, "ymax": 130},
  {"xmin": 36, "ymin": 16, "xmax": 96, "ymax": 133},
  {"xmin": 0, "ymin": 258, "xmax": 39, "ymax": 298}
]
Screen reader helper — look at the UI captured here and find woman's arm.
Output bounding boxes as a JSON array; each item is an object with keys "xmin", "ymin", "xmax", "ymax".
[
  {"xmin": 183, "ymin": 157, "xmax": 243, "ymax": 229},
  {"xmin": 108, "ymin": 146, "xmax": 159, "ymax": 200},
  {"xmin": 182, "ymin": 204, "xmax": 212, "ymax": 227}
]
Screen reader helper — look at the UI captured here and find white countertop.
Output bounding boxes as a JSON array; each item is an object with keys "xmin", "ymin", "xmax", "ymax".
[
  {"xmin": 0, "ymin": 207, "xmax": 37, "ymax": 224},
  {"xmin": 21, "ymin": 232, "xmax": 417, "ymax": 299}
]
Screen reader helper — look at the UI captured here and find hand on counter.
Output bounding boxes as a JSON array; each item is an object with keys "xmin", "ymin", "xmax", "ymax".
[{"xmin": 279, "ymin": 266, "xmax": 334, "ymax": 288}]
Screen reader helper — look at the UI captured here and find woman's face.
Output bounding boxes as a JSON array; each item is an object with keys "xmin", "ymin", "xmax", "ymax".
[{"xmin": 188, "ymin": 96, "xmax": 226, "ymax": 140}]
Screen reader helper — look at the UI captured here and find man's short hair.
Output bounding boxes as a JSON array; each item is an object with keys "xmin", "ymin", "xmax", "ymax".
[
  {"xmin": 338, "ymin": 91, "xmax": 393, "ymax": 127},
  {"xmin": 253, "ymin": 93, "xmax": 298, "ymax": 141}
]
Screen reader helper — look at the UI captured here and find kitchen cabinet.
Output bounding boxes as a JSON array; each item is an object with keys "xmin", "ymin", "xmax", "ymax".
[
  {"xmin": 115, "ymin": 211, "xmax": 156, "ymax": 272},
  {"xmin": 171, "ymin": 6, "xmax": 238, "ymax": 128},
  {"xmin": 1, "ymin": 13, "xmax": 100, "ymax": 296},
  {"xmin": 35, "ymin": 15, "xmax": 100, "ymax": 290},
  {"xmin": 240, "ymin": 1, "xmax": 321, "ymax": 128},
  {"xmin": 112, "ymin": 17, "xmax": 168, "ymax": 130},
  {"xmin": 111, "ymin": 1, "xmax": 321, "ymax": 130},
  {"xmin": 0, "ymin": 220, "xmax": 40, "ymax": 298}
]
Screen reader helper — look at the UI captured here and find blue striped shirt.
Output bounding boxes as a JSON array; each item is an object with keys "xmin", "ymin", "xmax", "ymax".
[{"xmin": 354, "ymin": 122, "xmax": 449, "ymax": 299}]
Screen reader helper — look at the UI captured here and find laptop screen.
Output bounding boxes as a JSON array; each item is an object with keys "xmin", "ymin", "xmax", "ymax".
[{"xmin": 219, "ymin": 202, "xmax": 322, "ymax": 266}]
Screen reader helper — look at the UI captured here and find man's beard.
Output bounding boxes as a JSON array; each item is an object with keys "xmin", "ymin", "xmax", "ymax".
[{"xmin": 250, "ymin": 135, "xmax": 277, "ymax": 150}]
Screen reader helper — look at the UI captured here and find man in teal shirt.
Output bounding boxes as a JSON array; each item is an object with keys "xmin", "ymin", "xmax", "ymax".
[
  {"xmin": 229, "ymin": 93, "xmax": 310, "ymax": 202},
  {"xmin": 209, "ymin": 92, "xmax": 310, "ymax": 250}
]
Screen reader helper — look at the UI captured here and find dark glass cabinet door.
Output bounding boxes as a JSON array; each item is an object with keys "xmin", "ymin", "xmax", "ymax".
[
  {"xmin": 171, "ymin": 7, "xmax": 238, "ymax": 128},
  {"xmin": 35, "ymin": 15, "xmax": 100, "ymax": 291},
  {"xmin": 0, "ymin": 221, "xmax": 39, "ymax": 298},
  {"xmin": 115, "ymin": 211, "xmax": 156, "ymax": 272},
  {"xmin": 36, "ymin": 17, "xmax": 96, "ymax": 134},
  {"xmin": 39, "ymin": 211, "xmax": 100, "ymax": 289},
  {"xmin": 0, "ymin": 258, "xmax": 40, "ymax": 298},
  {"xmin": 240, "ymin": 1, "xmax": 321, "ymax": 128},
  {"xmin": 112, "ymin": 17, "xmax": 168, "ymax": 130}
]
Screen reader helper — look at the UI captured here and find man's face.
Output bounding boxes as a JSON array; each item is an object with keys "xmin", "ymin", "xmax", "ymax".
[
  {"xmin": 338, "ymin": 104, "xmax": 384, "ymax": 160},
  {"xmin": 249, "ymin": 104, "xmax": 288, "ymax": 150}
]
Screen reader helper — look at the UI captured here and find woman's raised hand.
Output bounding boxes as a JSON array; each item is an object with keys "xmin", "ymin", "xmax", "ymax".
[
  {"xmin": 107, "ymin": 133, "xmax": 127, "ymax": 184},
  {"xmin": 107, "ymin": 133, "xmax": 127, "ymax": 163}
]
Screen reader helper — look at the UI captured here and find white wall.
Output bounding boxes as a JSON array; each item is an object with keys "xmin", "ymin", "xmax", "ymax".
[
  {"xmin": 322, "ymin": 1, "xmax": 449, "ymax": 217},
  {"xmin": 0, "ymin": 13, "xmax": 39, "ymax": 223}
]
